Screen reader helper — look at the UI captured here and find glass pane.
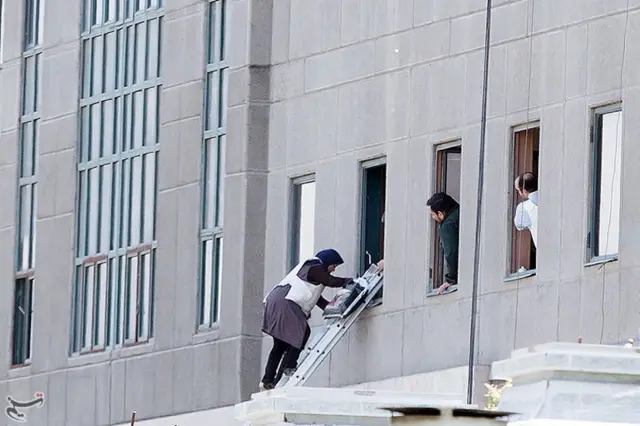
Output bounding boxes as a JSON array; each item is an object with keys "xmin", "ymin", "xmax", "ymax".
[
  {"xmin": 130, "ymin": 156, "xmax": 142, "ymax": 246},
  {"xmin": 20, "ymin": 121, "xmax": 34, "ymax": 178},
  {"xmin": 142, "ymin": 153, "xmax": 156, "ymax": 242},
  {"xmin": 296, "ymin": 181, "xmax": 316, "ymax": 263},
  {"xmin": 91, "ymin": 35, "xmax": 104, "ymax": 96},
  {"xmin": 107, "ymin": 0, "xmax": 118, "ymax": 21},
  {"xmin": 107, "ymin": 258, "xmax": 117, "ymax": 345},
  {"xmin": 29, "ymin": 184, "xmax": 37, "ymax": 269},
  {"xmin": 219, "ymin": 0, "xmax": 226, "ymax": 61},
  {"xmin": 116, "ymin": 255, "xmax": 126, "ymax": 344},
  {"xmin": 96, "ymin": 262, "xmax": 108, "ymax": 346},
  {"xmin": 23, "ymin": 55, "xmax": 36, "ymax": 114},
  {"xmin": 120, "ymin": 159, "xmax": 131, "ymax": 246},
  {"xmin": 81, "ymin": 106, "xmax": 90, "ymax": 162},
  {"xmin": 445, "ymin": 153, "xmax": 462, "ymax": 202},
  {"xmin": 88, "ymin": 167, "xmax": 100, "ymax": 254},
  {"xmin": 135, "ymin": 22, "xmax": 146, "ymax": 84},
  {"xmin": 95, "ymin": 0, "xmax": 104, "ymax": 25},
  {"xmin": 206, "ymin": 71, "xmax": 219, "ymax": 131},
  {"xmin": 218, "ymin": 68, "xmax": 228, "ymax": 129},
  {"xmin": 204, "ymin": 138, "xmax": 219, "ymax": 229},
  {"xmin": 115, "ymin": 29, "xmax": 123, "ymax": 90},
  {"xmin": 133, "ymin": 90, "xmax": 143, "ymax": 148},
  {"xmin": 200, "ymin": 240, "xmax": 213, "ymax": 326},
  {"xmin": 217, "ymin": 135, "xmax": 226, "ymax": 227},
  {"xmin": 146, "ymin": 18, "xmax": 159, "ymax": 79},
  {"xmin": 126, "ymin": 256, "xmax": 139, "ymax": 340},
  {"xmin": 83, "ymin": 265, "xmax": 95, "ymax": 349},
  {"xmin": 114, "ymin": 97, "xmax": 123, "ymax": 154},
  {"xmin": 90, "ymin": 103, "xmax": 102, "ymax": 160},
  {"xmin": 597, "ymin": 111, "xmax": 623, "ymax": 257},
  {"xmin": 214, "ymin": 237, "xmax": 223, "ymax": 322},
  {"xmin": 111, "ymin": 161, "xmax": 121, "ymax": 250},
  {"xmin": 34, "ymin": 54, "xmax": 42, "ymax": 112},
  {"xmin": 207, "ymin": 1, "xmax": 217, "ymax": 64},
  {"xmin": 123, "ymin": 94, "xmax": 132, "ymax": 151},
  {"xmin": 77, "ymin": 171, "xmax": 87, "ymax": 255},
  {"xmin": 125, "ymin": 25, "xmax": 135, "ymax": 87},
  {"xmin": 139, "ymin": 252, "xmax": 151, "ymax": 340},
  {"xmin": 144, "ymin": 87, "xmax": 157, "ymax": 146},
  {"xmin": 82, "ymin": 39, "xmax": 92, "ymax": 98},
  {"xmin": 102, "ymin": 100, "xmax": 115, "ymax": 157},
  {"xmin": 104, "ymin": 32, "xmax": 117, "ymax": 92},
  {"xmin": 99, "ymin": 165, "xmax": 113, "ymax": 253},
  {"xmin": 18, "ymin": 185, "xmax": 33, "ymax": 271}
]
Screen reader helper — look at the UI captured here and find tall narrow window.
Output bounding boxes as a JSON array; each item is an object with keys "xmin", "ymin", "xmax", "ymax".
[
  {"xmin": 290, "ymin": 176, "xmax": 316, "ymax": 269},
  {"xmin": 12, "ymin": 0, "xmax": 44, "ymax": 367},
  {"xmin": 508, "ymin": 125, "xmax": 539, "ymax": 276},
  {"xmin": 360, "ymin": 160, "xmax": 387, "ymax": 273},
  {"xmin": 430, "ymin": 143, "xmax": 461, "ymax": 291},
  {"xmin": 588, "ymin": 105, "xmax": 622, "ymax": 262},
  {"xmin": 198, "ymin": 0, "xmax": 227, "ymax": 330},
  {"xmin": 71, "ymin": 0, "xmax": 163, "ymax": 355}
]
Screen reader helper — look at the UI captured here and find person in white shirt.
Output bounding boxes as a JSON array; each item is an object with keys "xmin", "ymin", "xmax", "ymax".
[{"xmin": 514, "ymin": 172, "xmax": 538, "ymax": 247}]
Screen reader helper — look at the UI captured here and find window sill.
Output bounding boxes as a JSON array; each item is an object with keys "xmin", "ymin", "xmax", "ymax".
[
  {"xmin": 504, "ymin": 269, "xmax": 536, "ymax": 282},
  {"xmin": 585, "ymin": 255, "xmax": 618, "ymax": 268},
  {"xmin": 193, "ymin": 326, "xmax": 221, "ymax": 344},
  {"xmin": 8, "ymin": 363, "xmax": 32, "ymax": 379},
  {"xmin": 68, "ymin": 340, "xmax": 155, "ymax": 366}
]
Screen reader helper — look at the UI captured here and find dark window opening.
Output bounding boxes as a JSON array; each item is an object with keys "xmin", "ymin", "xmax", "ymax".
[
  {"xmin": 509, "ymin": 126, "xmax": 539, "ymax": 275},
  {"xmin": 12, "ymin": 278, "xmax": 33, "ymax": 366},
  {"xmin": 430, "ymin": 145, "xmax": 461, "ymax": 290},
  {"xmin": 360, "ymin": 162, "xmax": 386, "ymax": 275}
]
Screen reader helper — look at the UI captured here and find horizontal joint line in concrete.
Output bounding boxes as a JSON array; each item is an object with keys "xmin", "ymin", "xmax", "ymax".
[
  {"xmin": 157, "ymin": 181, "xmax": 200, "ymax": 194},
  {"xmin": 226, "ymin": 169, "xmax": 268, "ymax": 177},
  {"xmin": 161, "ymin": 77, "xmax": 204, "ymax": 91},
  {"xmin": 4, "ymin": 335, "xmax": 263, "ymax": 383},
  {"xmin": 40, "ymin": 112, "xmax": 77, "ymax": 124}
]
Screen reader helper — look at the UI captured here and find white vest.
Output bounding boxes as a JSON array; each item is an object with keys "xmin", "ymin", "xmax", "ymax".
[{"xmin": 264, "ymin": 258, "xmax": 325, "ymax": 316}]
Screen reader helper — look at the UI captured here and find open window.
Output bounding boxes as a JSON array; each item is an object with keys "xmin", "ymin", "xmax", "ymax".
[
  {"xmin": 587, "ymin": 104, "xmax": 622, "ymax": 263},
  {"xmin": 508, "ymin": 125, "xmax": 539, "ymax": 276},
  {"xmin": 290, "ymin": 176, "xmax": 316, "ymax": 269},
  {"xmin": 360, "ymin": 159, "xmax": 386, "ymax": 275},
  {"xmin": 430, "ymin": 143, "xmax": 462, "ymax": 291},
  {"xmin": 11, "ymin": 278, "xmax": 33, "ymax": 366}
]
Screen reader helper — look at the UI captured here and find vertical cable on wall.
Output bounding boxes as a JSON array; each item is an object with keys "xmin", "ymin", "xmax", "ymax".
[{"xmin": 467, "ymin": 0, "xmax": 493, "ymax": 405}]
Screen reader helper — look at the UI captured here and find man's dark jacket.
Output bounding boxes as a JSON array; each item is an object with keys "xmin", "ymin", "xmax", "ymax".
[{"xmin": 439, "ymin": 206, "xmax": 459, "ymax": 284}]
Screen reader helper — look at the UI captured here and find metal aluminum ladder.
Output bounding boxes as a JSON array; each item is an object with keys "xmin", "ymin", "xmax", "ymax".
[{"xmin": 277, "ymin": 264, "xmax": 384, "ymax": 388}]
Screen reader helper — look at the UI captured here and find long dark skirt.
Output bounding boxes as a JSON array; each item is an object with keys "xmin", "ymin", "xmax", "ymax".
[{"xmin": 262, "ymin": 285, "xmax": 309, "ymax": 350}]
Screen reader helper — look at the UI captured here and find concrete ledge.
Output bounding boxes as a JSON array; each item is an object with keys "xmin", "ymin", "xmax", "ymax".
[
  {"xmin": 491, "ymin": 342, "xmax": 640, "ymax": 423},
  {"xmin": 235, "ymin": 387, "xmax": 469, "ymax": 425},
  {"xmin": 492, "ymin": 343, "xmax": 640, "ymax": 384}
]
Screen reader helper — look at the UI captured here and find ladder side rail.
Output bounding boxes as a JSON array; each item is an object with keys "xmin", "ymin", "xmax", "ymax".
[{"xmin": 283, "ymin": 277, "xmax": 385, "ymax": 387}]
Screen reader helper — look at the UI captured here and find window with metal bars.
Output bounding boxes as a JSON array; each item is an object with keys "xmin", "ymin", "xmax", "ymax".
[
  {"xmin": 70, "ymin": 0, "xmax": 162, "ymax": 355},
  {"xmin": 12, "ymin": 0, "xmax": 44, "ymax": 367},
  {"xmin": 198, "ymin": 0, "xmax": 227, "ymax": 330}
]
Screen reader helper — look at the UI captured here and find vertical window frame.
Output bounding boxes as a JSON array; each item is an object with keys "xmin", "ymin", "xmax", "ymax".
[
  {"xmin": 506, "ymin": 123, "xmax": 540, "ymax": 279},
  {"xmin": 197, "ymin": 0, "xmax": 227, "ymax": 331},
  {"xmin": 358, "ymin": 157, "xmax": 387, "ymax": 275},
  {"xmin": 429, "ymin": 141, "xmax": 462, "ymax": 291},
  {"xmin": 587, "ymin": 103, "xmax": 623, "ymax": 264},
  {"xmin": 289, "ymin": 174, "xmax": 316, "ymax": 270},
  {"xmin": 12, "ymin": 0, "xmax": 44, "ymax": 368},
  {"xmin": 71, "ymin": 0, "xmax": 163, "ymax": 356}
]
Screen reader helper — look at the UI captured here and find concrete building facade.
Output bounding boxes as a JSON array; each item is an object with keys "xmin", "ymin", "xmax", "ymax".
[{"xmin": 1, "ymin": 0, "xmax": 640, "ymax": 424}]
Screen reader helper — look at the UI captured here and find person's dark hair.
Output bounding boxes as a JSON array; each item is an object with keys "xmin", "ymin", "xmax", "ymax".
[
  {"xmin": 426, "ymin": 192, "xmax": 459, "ymax": 215},
  {"xmin": 517, "ymin": 172, "xmax": 538, "ymax": 192}
]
